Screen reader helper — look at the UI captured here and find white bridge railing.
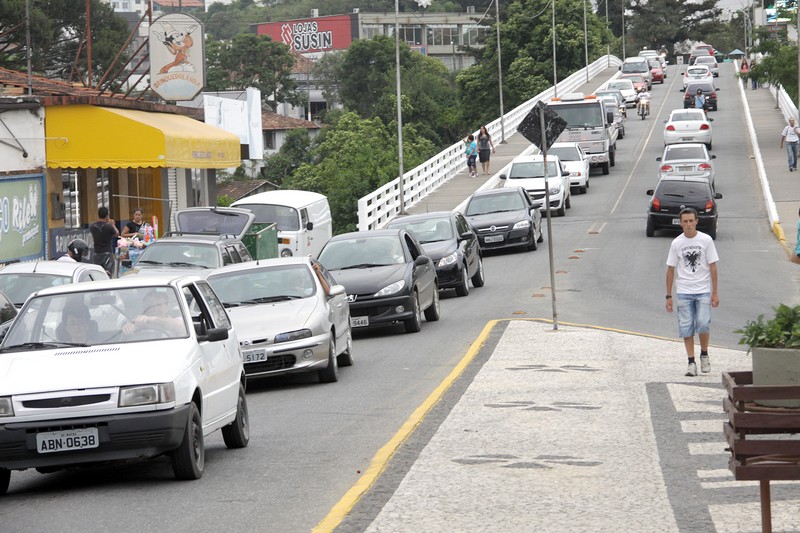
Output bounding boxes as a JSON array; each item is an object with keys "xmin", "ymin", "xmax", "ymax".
[{"xmin": 357, "ymin": 54, "xmax": 623, "ymax": 231}]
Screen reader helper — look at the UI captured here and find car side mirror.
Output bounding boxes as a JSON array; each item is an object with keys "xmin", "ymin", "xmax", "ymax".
[
  {"xmin": 201, "ymin": 327, "xmax": 229, "ymax": 342},
  {"xmin": 709, "ymin": 118, "xmax": 714, "ymax": 122},
  {"xmin": 679, "ymin": 88, "xmax": 686, "ymax": 92},
  {"xmin": 460, "ymin": 230, "xmax": 475, "ymax": 240},
  {"xmin": 715, "ymin": 87, "xmax": 720, "ymax": 91},
  {"xmin": 711, "ymin": 154, "xmax": 717, "ymax": 159},
  {"xmin": 606, "ymin": 111, "xmax": 614, "ymax": 124},
  {"xmin": 646, "ymin": 189, "xmax": 654, "ymax": 196},
  {"xmin": 715, "ymin": 193, "xmax": 723, "ymax": 199},
  {"xmin": 414, "ymin": 255, "xmax": 429, "ymax": 266},
  {"xmin": 656, "ymin": 157, "xmax": 662, "ymax": 161},
  {"xmin": 499, "ymin": 174, "xmax": 507, "ymax": 180},
  {"xmin": 306, "ymin": 221, "xmax": 314, "ymax": 230},
  {"xmin": 329, "ymin": 284, "xmax": 346, "ymax": 297}
]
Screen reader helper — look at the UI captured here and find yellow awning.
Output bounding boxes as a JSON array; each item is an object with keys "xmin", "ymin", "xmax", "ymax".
[{"xmin": 45, "ymin": 105, "xmax": 241, "ymax": 169}]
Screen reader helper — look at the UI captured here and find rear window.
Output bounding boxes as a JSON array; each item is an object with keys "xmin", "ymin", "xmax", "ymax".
[
  {"xmin": 233, "ymin": 203, "xmax": 300, "ymax": 231},
  {"xmin": 686, "ymin": 83, "xmax": 713, "ymax": 93},
  {"xmin": 621, "ymin": 62, "xmax": 648, "ymax": 74},
  {"xmin": 669, "ymin": 111, "xmax": 705, "ymax": 121},
  {"xmin": 656, "ymin": 181, "xmax": 712, "ymax": 201},
  {"xmin": 664, "ymin": 146, "xmax": 707, "ymax": 161},
  {"xmin": 695, "ymin": 57, "xmax": 717, "ymax": 65}
]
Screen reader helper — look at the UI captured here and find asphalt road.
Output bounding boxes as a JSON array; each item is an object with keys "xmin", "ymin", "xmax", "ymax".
[{"xmin": 2, "ymin": 63, "xmax": 798, "ymax": 533}]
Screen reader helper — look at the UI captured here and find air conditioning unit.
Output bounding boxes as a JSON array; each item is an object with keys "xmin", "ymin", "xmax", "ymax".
[
  {"xmin": 311, "ymin": 8, "xmax": 319, "ymax": 17},
  {"xmin": 466, "ymin": 6, "xmax": 476, "ymax": 13}
]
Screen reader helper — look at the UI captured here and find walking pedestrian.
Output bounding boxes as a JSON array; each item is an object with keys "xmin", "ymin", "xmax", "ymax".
[
  {"xmin": 477, "ymin": 125, "xmax": 496, "ymax": 175},
  {"xmin": 780, "ymin": 117, "xmax": 800, "ymax": 171},
  {"xmin": 750, "ymin": 58, "xmax": 758, "ymax": 89},
  {"xmin": 464, "ymin": 134, "xmax": 478, "ymax": 177},
  {"xmin": 665, "ymin": 207, "xmax": 719, "ymax": 377},
  {"xmin": 739, "ymin": 59, "xmax": 749, "ymax": 88},
  {"xmin": 792, "ymin": 207, "xmax": 800, "ymax": 265},
  {"xmin": 89, "ymin": 206, "xmax": 119, "ymax": 276}
]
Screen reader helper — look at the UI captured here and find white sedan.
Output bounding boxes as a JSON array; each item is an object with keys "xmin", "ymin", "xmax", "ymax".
[
  {"xmin": 683, "ymin": 65, "xmax": 713, "ymax": 88},
  {"xmin": 548, "ymin": 142, "xmax": 590, "ymax": 194},
  {"xmin": 603, "ymin": 79, "xmax": 638, "ymax": 107},
  {"xmin": 663, "ymin": 109, "xmax": 712, "ymax": 149},
  {"xmin": 656, "ymin": 143, "xmax": 716, "ymax": 190}
]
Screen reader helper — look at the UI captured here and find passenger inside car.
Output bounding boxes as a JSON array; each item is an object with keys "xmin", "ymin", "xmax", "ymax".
[{"xmin": 57, "ymin": 306, "xmax": 97, "ymax": 344}]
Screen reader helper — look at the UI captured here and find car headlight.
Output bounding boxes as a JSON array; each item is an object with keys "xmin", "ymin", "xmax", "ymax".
[
  {"xmin": 438, "ymin": 252, "xmax": 457, "ymax": 267},
  {"xmin": 274, "ymin": 329, "xmax": 312, "ymax": 343},
  {"xmin": 513, "ymin": 220, "xmax": 531, "ymax": 230},
  {"xmin": 119, "ymin": 383, "xmax": 175, "ymax": 407},
  {"xmin": 280, "ymin": 249, "xmax": 293, "ymax": 257},
  {"xmin": 0, "ymin": 397, "xmax": 13, "ymax": 417},
  {"xmin": 374, "ymin": 279, "xmax": 406, "ymax": 297},
  {"xmin": 549, "ymin": 184, "xmax": 561, "ymax": 194}
]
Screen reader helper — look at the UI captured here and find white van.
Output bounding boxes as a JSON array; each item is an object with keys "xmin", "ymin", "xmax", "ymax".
[{"xmin": 232, "ymin": 190, "xmax": 332, "ymax": 258}]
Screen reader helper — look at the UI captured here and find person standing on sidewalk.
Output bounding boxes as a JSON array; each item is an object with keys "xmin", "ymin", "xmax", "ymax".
[
  {"xmin": 739, "ymin": 59, "xmax": 749, "ymax": 88},
  {"xmin": 464, "ymin": 134, "xmax": 478, "ymax": 178},
  {"xmin": 477, "ymin": 125, "xmax": 495, "ymax": 175},
  {"xmin": 665, "ymin": 207, "xmax": 720, "ymax": 377},
  {"xmin": 780, "ymin": 117, "xmax": 800, "ymax": 172},
  {"xmin": 89, "ymin": 206, "xmax": 119, "ymax": 276}
]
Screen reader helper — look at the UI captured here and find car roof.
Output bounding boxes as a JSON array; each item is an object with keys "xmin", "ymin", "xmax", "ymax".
[
  {"xmin": 386, "ymin": 211, "xmax": 452, "ymax": 225},
  {"xmin": 30, "ymin": 273, "xmax": 204, "ymax": 298},
  {"xmin": 471, "ymin": 186, "xmax": 525, "ymax": 198},
  {"xmin": 694, "ymin": 56, "xmax": 717, "ymax": 62},
  {"xmin": 150, "ymin": 234, "xmax": 238, "ymax": 245},
  {"xmin": 328, "ymin": 228, "xmax": 404, "ymax": 242},
  {"xmin": 208, "ymin": 257, "xmax": 312, "ymax": 278},
  {"xmin": 0, "ymin": 260, "xmax": 106, "ymax": 276},
  {"xmin": 608, "ymin": 79, "xmax": 634, "ymax": 87},
  {"xmin": 687, "ymin": 65, "xmax": 711, "ymax": 71},
  {"xmin": 685, "ymin": 81, "xmax": 714, "ymax": 90},
  {"xmin": 669, "ymin": 108, "xmax": 706, "ymax": 116},
  {"xmin": 657, "ymin": 175, "xmax": 712, "ymax": 185},
  {"xmin": 550, "ymin": 142, "xmax": 582, "ymax": 150},
  {"xmin": 232, "ymin": 189, "xmax": 327, "ymax": 208},
  {"xmin": 512, "ymin": 154, "xmax": 562, "ymax": 164}
]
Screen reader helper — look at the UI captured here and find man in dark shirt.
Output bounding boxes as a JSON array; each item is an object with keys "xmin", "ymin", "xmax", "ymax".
[{"xmin": 89, "ymin": 206, "xmax": 119, "ymax": 275}]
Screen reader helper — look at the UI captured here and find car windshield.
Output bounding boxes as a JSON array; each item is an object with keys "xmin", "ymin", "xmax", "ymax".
[
  {"xmin": 1, "ymin": 287, "xmax": 188, "ymax": 349},
  {"xmin": 548, "ymin": 147, "xmax": 581, "ymax": 161},
  {"xmin": 695, "ymin": 57, "xmax": 716, "ymax": 65},
  {"xmin": 209, "ymin": 264, "xmax": 316, "ymax": 306},
  {"xmin": 136, "ymin": 242, "xmax": 219, "ymax": 269},
  {"xmin": 607, "ymin": 81, "xmax": 633, "ymax": 91},
  {"xmin": 509, "ymin": 161, "xmax": 560, "ymax": 178},
  {"xmin": 657, "ymin": 181, "xmax": 712, "ymax": 200},
  {"xmin": 621, "ymin": 63, "xmax": 648, "ymax": 74},
  {"xmin": 232, "ymin": 203, "xmax": 300, "ymax": 231},
  {"xmin": 0, "ymin": 273, "xmax": 73, "ymax": 306},
  {"xmin": 665, "ymin": 146, "xmax": 707, "ymax": 161},
  {"xmin": 388, "ymin": 218, "xmax": 453, "ymax": 244},
  {"xmin": 466, "ymin": 193, "xmax": 526, "ymax": 216},
  {"xmin": 649, "ymin": 61, "xmax": 661, "ymax": 68},
  {"xmin": 687, "ymin": 67, "xmax": 709, "ymax": 75},
  {"xmin": 670, "ymin": 111, "xmax": 705, "ymax": 122},
  {"xmin": 318, "ymin": 236, "xmax": 406, "ymax": 270}
]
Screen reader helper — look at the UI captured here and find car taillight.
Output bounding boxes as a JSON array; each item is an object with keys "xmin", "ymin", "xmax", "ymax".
[
  {"xmin": 698, "ymin": 163, "xmax": 712, "ymax": 170},
  {"xmin": 666, "ymin": 125, "xmax": 676, "ymax": 131},
  {"xmin": 653, "ymin": 197, "xmax": 661, "ymax": 210},
  {"xmin": 705, "ymin": 199, "xmax": 714, "ymax": 211},
  {"xmin": 699, "ymin": 124, "xmax": 710, "ymax": 130},
  {"xmin": 660, "ymin": 165, "xmax": 673, "ymax": 172}
]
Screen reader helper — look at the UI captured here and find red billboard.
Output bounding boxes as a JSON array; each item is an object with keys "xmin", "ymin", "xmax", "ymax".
[{"xmin": 256, "ymin": 14, "xmax": 357, "ymax": 54}]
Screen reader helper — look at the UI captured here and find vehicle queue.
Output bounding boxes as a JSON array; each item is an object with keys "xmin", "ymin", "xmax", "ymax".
[{"xmin": 0, "ymin": 45, "xmax": 727, "ymax": 495}]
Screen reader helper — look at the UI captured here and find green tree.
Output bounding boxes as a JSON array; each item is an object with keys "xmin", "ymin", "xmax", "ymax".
[
  {"xmin": 260, "ymin": 129, "xmax": 315, "ymax": 186},
  {"xmin": 750, "ymin": 27, "xmax": 797, "ymax": 103},
  {"xmin": 284, "ymin": 112, "xmax": 435, "ymax": 233},
  {"xmin": 0, "ymin": 0, "xmax": 129, "ymax": 83},
  {"xmin": 627, "ymin": 0, "xmax": 722, "ymax": 53},
  {"xmin": 205, "ymin": 34, "xmax": 301, "ymax": 107}
]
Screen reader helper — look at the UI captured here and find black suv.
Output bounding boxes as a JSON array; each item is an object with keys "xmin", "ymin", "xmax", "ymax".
[
  {"xmin": 646, "ymin": 176, "xmax": 723, "ymax": 239},
  {"xmin": 682, "ymin": 81, "xmax": 718, "ymax": 111},
  {"xmin": 124, "ymin": 207, "xmax": 254, "ymax": 276}
]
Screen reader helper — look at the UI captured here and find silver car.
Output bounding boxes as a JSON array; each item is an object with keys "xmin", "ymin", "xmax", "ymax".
[
  {"xmin": 656, "ymin": 143, "xmax": 716, "ymax": 190},
  {"xmin": 0, "ymin": 260, "xmax": 109, "ymax": 308},
  {"xmin": 206, "ymin": 257, "xmax": 352, "ymax": 383}
]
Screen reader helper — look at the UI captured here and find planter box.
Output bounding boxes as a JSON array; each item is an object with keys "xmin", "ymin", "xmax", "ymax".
[{"xmin": 752, "ymin": 347, "xmax": 800, "ymax": 408}]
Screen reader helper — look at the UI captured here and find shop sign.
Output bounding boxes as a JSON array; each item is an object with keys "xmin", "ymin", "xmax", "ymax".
[
  {"xmin": 0, "ymin": 175, "xmax": 45, "ymax": 263},
  {"xmin": 149, "ymin": 14, "xmax": 206, "ymax": 101},
  {"xmin": 257, "ymin": 15, "xmax": 356, "ymax": 54}
]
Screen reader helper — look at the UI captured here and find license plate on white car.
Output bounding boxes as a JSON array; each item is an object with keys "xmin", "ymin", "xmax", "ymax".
[
  {"xmin": 681, "ymin": 137, "xmax": 694, "ymax": 141},
  {"xmin": 484, "ymin": 235, "xmax": 504, "ymax": 243},
  {"xmin": 243, "ymin": 349, "xmax": 267, "ymax": 363},
  {"xmin": 37, "ymin": 428, "xmax": 99, "ymax": 454},
  {"xmin": 351, "ymin": 316, "xmax": 369, "ymax": 327}
]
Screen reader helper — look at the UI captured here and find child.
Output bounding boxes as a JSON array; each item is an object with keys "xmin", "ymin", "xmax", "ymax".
[{"xmin": 464, "ymin": 134, "xmax": 478, "ymax": 177}]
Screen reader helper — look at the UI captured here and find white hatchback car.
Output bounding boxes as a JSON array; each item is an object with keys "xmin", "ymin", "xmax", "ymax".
[
  {"xmin": 683, "ymin": 64, "xmax": 713, "ymax": 88},
  {"xmin": 500, "ymin": 155, "xmax": 571, "ymax": 216},
  {"xmin": 693, "ymin": 55, "xmax": 719, "ymax": 77},
  {"xmin": 0, "ymin": 275, "xmax": 249, "ymax": 493},
  {"xmin": 663, "ymin": 108, "xmax": 713, "ymax": 149},
  {"xmin": 603, "ymin": 79, "xmax": 638, "ymax": 107},
  {"xmin": 548, "ymin": 142, "xmax": 591, "ymax": 194}
]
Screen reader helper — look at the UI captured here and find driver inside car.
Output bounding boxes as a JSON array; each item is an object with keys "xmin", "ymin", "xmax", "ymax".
[{"xmin": 122, "ymin": 290, "xmax": 187, "ymax": 337}]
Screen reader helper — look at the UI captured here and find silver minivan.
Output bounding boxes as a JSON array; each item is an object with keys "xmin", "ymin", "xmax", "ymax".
[{"xmin": 620, "ymin": 57, "xmax": 653, "ymax": 88}]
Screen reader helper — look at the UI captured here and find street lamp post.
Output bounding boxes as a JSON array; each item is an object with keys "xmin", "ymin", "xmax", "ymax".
[
  {"xmin": 583, "ymin": 0, "xmax": 589, "ymax": 82},
  {"xmin": 621, "ymin": 3, "xmax": 626, "ymax": 59},
  {"xmin": 495, "ymin": 0, "xmax": 506, "ymax": 142},
  {"xmin": 552, "ymin": 0, "xmax": 558, "ymax": 97}
]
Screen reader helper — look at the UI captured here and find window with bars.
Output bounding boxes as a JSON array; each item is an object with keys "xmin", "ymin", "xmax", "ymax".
[{"xmin": 61, "ymin": 170, "xmax": 80, "ymax": 229}]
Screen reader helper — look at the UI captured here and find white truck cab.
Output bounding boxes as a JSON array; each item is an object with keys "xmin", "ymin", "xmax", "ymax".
[{"xmin": 547, "ymin": 93, "xmax": 618, "ymax": 175}]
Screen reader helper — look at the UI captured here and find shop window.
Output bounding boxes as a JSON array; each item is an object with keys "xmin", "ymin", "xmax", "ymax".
[
  {"xmin": 61, "ymin": 170, "xmax": 80, "ymax": 229},
  {"xmin": 426, "ymin": 25, "xmax": 459, "ymax": 46}
]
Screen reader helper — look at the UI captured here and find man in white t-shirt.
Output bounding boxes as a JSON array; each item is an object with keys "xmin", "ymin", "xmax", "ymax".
[
  {"xmin": 665, "ymin": 207, "xmax": 719, "ymax": 377},
  {"xmin": 780, "ymin": 117, "xmax": 800, "ymax": 171}
]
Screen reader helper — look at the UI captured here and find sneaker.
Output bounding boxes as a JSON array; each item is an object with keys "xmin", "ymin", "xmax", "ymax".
[
  {"xmin": 700, "ymin": 354, "xmax": 710, "ymax": 373},
  {"xmin": 685, "ymin": 362, "xmax": 698, "ymax": 377}
]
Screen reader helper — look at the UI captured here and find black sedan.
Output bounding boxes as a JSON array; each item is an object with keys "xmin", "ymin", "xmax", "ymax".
[
  {"xmin": 646, "ymin": 176, "xmax": 723, "ymax": 239},
  {"xmin": 462, "ymin": 186, "xmax": 544, "ymax": 252},
  {"xmin": 386, "ymin": 211, "xmax": 485, "ymax": 297},
  {"xmin": 317, "ymin": 229, "xmax": 440, "ymax": 334},
  {"xmin": 682, "ymin": 81, "xmax": 719, "ymax": 111}
]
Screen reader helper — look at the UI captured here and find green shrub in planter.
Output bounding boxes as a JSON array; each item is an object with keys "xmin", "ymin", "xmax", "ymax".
[{"xmin": 735, "ymin": 304, "xmax": 800, "ymax": 353}]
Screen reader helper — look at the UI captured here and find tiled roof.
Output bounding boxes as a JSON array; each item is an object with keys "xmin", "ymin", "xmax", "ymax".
[
  {"xmin": 154, "ymin": 0, "xmax": 205, "ymax": 7},
  {"xmin": 262, "ymin": 110, "xmax": 320, "ymax": 130},
  {"xmin": 290, "ymin": 52, "xmax": 314, "ymax": 75},
  {"xmin": 217, "ymin": 179, "xmax": 276, "ymax": 201}
]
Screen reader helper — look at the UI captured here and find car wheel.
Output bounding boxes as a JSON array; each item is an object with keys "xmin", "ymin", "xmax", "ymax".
[
  {"xmin": 404, "ymin": 291, "xmax": 422, "ymax": 333},
  {"xmin": 708, "ymin": 225, "xmax": 717, "ymax": 240},
  {"xmin": 580, "ymin": 184, "xmax": 588, "ymax": 194},
  {"xmin": 537, "ymin": 225, "xmax": 544, "ymax": 242},
  {"xmin": 318, "ymin": 335, "xmax": 339, "ymax": 383},
  {"xmin": 565, "ymin": 194, "xmax": 571, "ymax": 209},
  {"xmin": 602, "ymin": 162, "xmax": 610, "ymax": 175},
  {"xmin": 556, "ymin": 203, "xmax": 566, "ymax": 217},
  {"xmin": 646, "ymin": 217, "xmax": 655, "ymax": 237},
  {"xmin": 337, "ymin": 329, "xmax": 354, "ymax": 367},
  {"xmin": 423, "ymin": 285, "xmax": 441, "ymax": 322},
  {"xmin": 610, "ymin": 150, "xmax": 616, "ymax": 167},
  {"xmin": 618, "ymin": 128, "xmax": 624, "ymax": 139},
  {"xmin": 455, "ymin": 266, "xmax": 470, "ymax": 297},
  {"xmin": 527, "ymin": 228, "xmax": 538, "ymax": 251},
  {"xmin": 707, "ymin": 142, "xmax": 712, "ymax": 150},
  {"xmin": 171, "ymin": 402, "xmax": 204, "ymax": 480},
  {"xmin": 471, "ymin": 257, "xmax": 486, "ymax": 287},
  {"xmin": 0, "ymin": 468, "xmax": 9, "ymax": 495},
  {"xmin": 222, "ymin": 384, "xmax": 249, "ymax": 449}
]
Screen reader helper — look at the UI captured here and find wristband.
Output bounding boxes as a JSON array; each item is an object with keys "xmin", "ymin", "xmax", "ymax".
[{"xmin": 666, "ymin": 295, "xmax": 672, "ymax": 299}]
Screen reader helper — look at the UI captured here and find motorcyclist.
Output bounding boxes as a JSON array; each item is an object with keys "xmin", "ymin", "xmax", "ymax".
[
  {"xmin": 57, "ymin": 238, "xmax": 90, "ymax": 263},
  {"xmin": 694, "ymin": 88, "xmax": 707, "ymax": 117},
  {"xmin": 637, "ymin": 87, "xmax": 651, "ymax": 116}
]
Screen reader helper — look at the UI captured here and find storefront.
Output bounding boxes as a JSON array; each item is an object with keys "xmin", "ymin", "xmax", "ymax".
[{"xmin": 44, "ymin": 104, "xmax": 240, "ymax": 258}]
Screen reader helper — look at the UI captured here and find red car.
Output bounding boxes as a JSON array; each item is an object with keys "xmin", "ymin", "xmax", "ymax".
[
  {"xmin": 619, "ymin": 74, "xmax": 648, "ymax": 92},
  {"xmin": 649, "ymin": 60, "xmax": 664, "ymax": 84}
]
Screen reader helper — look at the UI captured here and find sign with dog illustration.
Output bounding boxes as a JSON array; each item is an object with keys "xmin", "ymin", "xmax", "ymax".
[{"xmin": 149, "ymin": 14, "xmax": 205, "ymax": 101}]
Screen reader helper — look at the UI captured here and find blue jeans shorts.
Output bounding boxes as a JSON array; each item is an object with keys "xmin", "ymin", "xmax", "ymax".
[{"xmin": 676, "ymin": 293, "xmax": 711, "ymax": 338}]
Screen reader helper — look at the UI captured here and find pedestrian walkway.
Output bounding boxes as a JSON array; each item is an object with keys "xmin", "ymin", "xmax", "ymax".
[{"xmin": 406, "ymin": 67, "xmax": 621, "ymax": 215}]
